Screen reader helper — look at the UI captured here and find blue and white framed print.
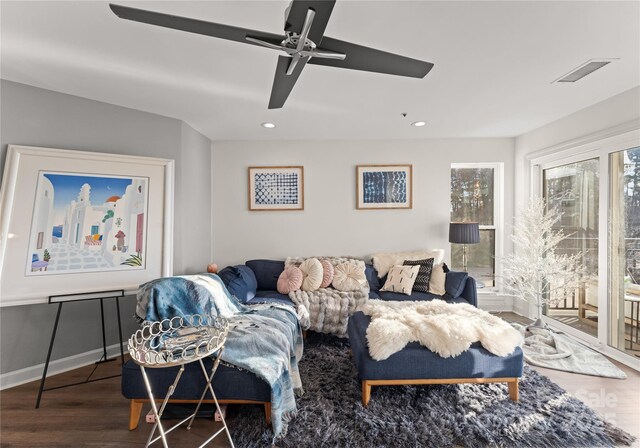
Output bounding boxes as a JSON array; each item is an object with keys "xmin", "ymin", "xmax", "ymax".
[
  {"xmin": 248, "ymin": 166, "xmax": 304, "ymax": 211},
  {"xmin": 356, "ymin": 164, "xmax": 412, "ymax": 209}
]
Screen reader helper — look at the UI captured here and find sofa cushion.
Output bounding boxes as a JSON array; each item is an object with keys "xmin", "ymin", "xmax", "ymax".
[
  {"xmin": 247, "ymin": 291, "xmax": 295, "ymax": 307},
  {"xmin": 277, "ymin": 266, "xmax": 303, "ymax": 294},
  {"xmin": 445, "ymin": 271, "xmax": 469, "ymax": 299},
  {"xmin": 371, "ymin": 249, "xmax": 445, "ymax": 278},
  {"xmin": 333, "ymin": 260, "xmax": 368, "ymax": 291},
  {"xmin": 378, "ymin": 291, "xmax": 443, "ymax": 302},
  {"xmin": 217, "ymin": 265, "xmax": 257, "ymax": 303},
  {"xmin": 429, "ymin": 262, "xmax": 446, "ymax": 295},
  {"xmin": 380, "ymin": 265, "xmax": 420, "ymax": 295},
  {"xmin": 365, "ymin": 264, "xmax": 381, "ymax": 292},
  {"xmin": 402, "ymin": 258, "xmax": 434, "ymax": 293},
  {"xmin": 246, "ymin": 259, "xmax": 285, "ymax": 291},
  {"xmin": 300, "ymin": 258, "xmax": 324, "ymax": 291},
  {"xmin": 319, "ymin": 259, "xmax": 335, "ymax": 288}
]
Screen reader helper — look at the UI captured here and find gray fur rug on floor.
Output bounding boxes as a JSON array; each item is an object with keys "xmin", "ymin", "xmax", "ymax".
[{"xmin": 227, "ymin": 333, "xmax": 636, "ymax": 448}]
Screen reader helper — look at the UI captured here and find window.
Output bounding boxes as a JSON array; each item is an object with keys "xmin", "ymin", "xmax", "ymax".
[
  {"xmin": 450, "ymin": 163, "xmax": 503, "ymax": 288},
  {"xmin": 543, "ymin": 158, "xmax": 600, "ymax": 338}
]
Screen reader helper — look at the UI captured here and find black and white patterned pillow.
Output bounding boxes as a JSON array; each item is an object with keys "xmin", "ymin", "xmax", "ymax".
[{"xmin": 402, "ymin": 258, "xmax": 434, "ymax": 293}]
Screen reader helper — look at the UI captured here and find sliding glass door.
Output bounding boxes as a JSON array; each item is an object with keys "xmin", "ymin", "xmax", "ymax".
[
  {"xmin": 609, "ymin": 147, "xmax": 640, "ymax": 358},
  {"xmin": 531, "ymin": 130, "xmax": 640, "ymax": 367},
  {"xmin": 542, "ymin": 158, "xmax": 600, "ymax": 338}
]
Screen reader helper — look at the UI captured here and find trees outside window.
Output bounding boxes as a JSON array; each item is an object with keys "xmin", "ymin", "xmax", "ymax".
[{"xmin": 450, "ymin": 163, "xmax": 502, "ymax": 288}]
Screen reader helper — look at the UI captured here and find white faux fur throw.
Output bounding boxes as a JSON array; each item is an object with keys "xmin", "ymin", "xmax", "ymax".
[{"xmin": 362, "ymin": 299, "xmax": 523, "ymax": 360}]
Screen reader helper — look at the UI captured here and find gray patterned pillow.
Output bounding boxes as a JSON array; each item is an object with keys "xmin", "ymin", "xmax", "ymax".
[{"xmin": 402, "ymin": 258, "xmax": 434, "ymax": 293}]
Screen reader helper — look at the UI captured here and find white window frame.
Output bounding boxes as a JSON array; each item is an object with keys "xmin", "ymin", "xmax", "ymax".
[
  {"xmin": 451, "ymin": 162, "xmax": 504, "ymax": 294},
  {"xmin": 528, "ymin": 125, "xmax": 640, "ymax": 370}
]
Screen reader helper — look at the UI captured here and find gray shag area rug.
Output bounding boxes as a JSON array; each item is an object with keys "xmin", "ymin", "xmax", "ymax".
[{"xmin": 227, "ymin": 333, "xmax": 636, "ymax": 448}]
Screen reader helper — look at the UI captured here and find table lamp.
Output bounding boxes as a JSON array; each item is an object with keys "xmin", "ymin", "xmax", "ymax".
[{"xmin": 449, "ymin": 222, "xmax": 480, "ymax": 272}]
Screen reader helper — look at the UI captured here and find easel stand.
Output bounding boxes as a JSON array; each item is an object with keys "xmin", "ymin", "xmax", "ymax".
[{"xmin": 35, "ymin": 290, "xmax": 126, "ymax": 409}]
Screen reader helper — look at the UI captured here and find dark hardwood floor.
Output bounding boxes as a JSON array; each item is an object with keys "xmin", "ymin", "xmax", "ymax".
[
  {"xmin": 1, "ymin": 317, "xmax": 639, "ymax": 447},
  {"xmin": 0, "ymin": 359, "xmax": 233, "ymax": 447}
]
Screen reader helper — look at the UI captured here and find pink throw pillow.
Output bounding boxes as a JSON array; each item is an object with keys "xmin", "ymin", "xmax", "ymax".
[
  {"xmin": 320, "ymin": 259, "xmax": 334, "ymax": 288},
  {"xmin": 277, "ymin": 266, "xmax": 303, "ymax": 294}
]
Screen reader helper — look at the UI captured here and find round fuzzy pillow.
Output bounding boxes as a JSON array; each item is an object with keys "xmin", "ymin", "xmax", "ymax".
[
  {"xmin": 319, "ymin": 259, "xmax": 335, "ymax": 288},
  {"xmin": 299, "ymin": 258, "xmax": 323, "ymax": 291},
  {"xmin": 332, "ymin": 260, "xmax": 367, "ymax": 292},
  {"xmin": 277, "ymin": 266, "xmax": 303, "ymax": 294}
]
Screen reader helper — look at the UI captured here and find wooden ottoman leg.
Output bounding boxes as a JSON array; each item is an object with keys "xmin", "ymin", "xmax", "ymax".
[
  {"xmin": 264, "ymin": 402, "xmax": 272, "ymax": 426},
  {"xmin": 129, "ymin": 399, "xmax": 144, "ymax": 430},
  {"xmin": 508, "ymin": 379, "xmax": 519, "ymax": 402},
  {"xmin": 362, "ymin": 381, "xmax": 371, "ymax": 407}
]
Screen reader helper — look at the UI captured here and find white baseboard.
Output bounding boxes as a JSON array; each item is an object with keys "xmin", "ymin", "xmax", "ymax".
[
  {"xmin": 477, "ymin": 293, "xmax": 512, "ymax": 312},
  {"xmin": 0, "ymin": 343, "xmax": 123, "ymax": 391},
  {"xmin": 512, "ymin": 298, "xmax": 530, "ymax": 317}
]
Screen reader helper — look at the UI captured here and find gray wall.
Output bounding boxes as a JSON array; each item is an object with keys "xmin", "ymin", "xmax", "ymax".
[
  {"xmin": 211, "ymin": 138, "xmax": 515, "ymax": 268},
  {"xmin": 0, "ymin": 80, "xmax": 212, "ymax": 375}
]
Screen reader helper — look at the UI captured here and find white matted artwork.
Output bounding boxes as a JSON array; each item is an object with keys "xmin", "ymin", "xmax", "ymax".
[
  {"xmin": 356, "ymin": 164, "xmax": 413, "ymax": 210},
  {"xmin": 0, "ymin": 145, "xmax": 174, "ymax": 306},
  {"xmin": 248, "ymin": 166, "xmax": 304, "ymax": 211}
]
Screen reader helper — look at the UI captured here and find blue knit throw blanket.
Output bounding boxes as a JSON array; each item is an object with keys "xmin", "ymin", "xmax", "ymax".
[{"xmin": 136, "ymin": 273, "xmax": 304, "ymax": 440}]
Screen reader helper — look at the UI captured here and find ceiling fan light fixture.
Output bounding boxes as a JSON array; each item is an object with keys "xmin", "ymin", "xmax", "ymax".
[
  {"xmin": 411, "ymin": 121, "xmax": 426, "ymax": 127},
  {"xmin": 261, "ymin": 122, "xmax": 276, "ymax": 128}
]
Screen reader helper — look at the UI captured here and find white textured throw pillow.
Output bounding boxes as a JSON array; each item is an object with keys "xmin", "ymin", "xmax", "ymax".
[
  {"xmin": 429, "ymin": 262, "xmax": 446, "ymax": 295},
  {"xmin": 372, "ymin": 250, "xmax": 445, "ymax": 278},
  {"xmin": 332, "ymin": 260, "xmax": 367, "ymax": 292},
  {"xmin": 381, "ymin": 265, "xmax": 420, "ymax": 295},
  {"xmin": 299, "ymin": 258, "xmax": 323, "ymax": 291}
]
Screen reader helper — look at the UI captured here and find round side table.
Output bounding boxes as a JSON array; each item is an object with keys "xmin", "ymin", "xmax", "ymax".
[{"xmin": 128, "ymin": 315, "xmax": 234, "ymax": 448}]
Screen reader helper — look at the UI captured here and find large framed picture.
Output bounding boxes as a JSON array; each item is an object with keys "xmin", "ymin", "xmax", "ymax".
[
  {"xmin": 0, "ymin": 145, "xmax": 174, "ymax": 306},
  {"xmin": 356, "ymin": 164, "xmax": 413, "ymax": 209},
  {"xmin": 248, "ymin": 166, "xmax": 304, "ymax": 211}
]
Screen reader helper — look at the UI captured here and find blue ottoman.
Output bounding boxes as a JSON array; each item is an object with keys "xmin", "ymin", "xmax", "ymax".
[
  {"xmin": 348, "ymin": 312, "xmax": 524, "ymax": 406},
  {"xmin": 122, "ymin": 358, "xmax": 271, "ymax": 430}
]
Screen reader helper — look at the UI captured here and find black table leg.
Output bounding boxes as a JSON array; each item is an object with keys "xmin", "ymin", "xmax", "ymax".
[{"xmin": 36, "ymin": 302, "xmax": 63, "ymax": 409}]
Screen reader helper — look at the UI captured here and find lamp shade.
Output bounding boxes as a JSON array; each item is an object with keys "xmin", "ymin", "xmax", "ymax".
[{"xmin": 449, "ymin": 222, "xmax": 480, "ymax": 244}]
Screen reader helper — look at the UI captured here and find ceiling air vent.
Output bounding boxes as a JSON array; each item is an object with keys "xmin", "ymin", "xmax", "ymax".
[{"xmin": 554, "ymin": 59, "xmax": 617, "ymax": 83}]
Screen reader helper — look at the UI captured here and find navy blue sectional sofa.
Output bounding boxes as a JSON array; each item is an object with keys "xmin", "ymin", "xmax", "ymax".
[
  {"xmin": 219, "ymin": 259, "xmax": 478, "ymax": 308},
  {"xmin": 122, "ymin": 258, "xmax": 521, "ymax": 429}
]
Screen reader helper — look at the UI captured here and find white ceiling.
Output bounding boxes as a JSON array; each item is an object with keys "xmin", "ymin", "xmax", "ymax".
[{"xmin": 1, "ymin": 1, "xmax": 638, "ymax": 141}]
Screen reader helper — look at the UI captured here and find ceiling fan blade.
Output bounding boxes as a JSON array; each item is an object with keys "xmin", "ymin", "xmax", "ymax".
[
  {"xmin": 309, "ymin": 36, "xmax": 434, "ymax": 78},
  {"xmin": 269, "ymin": 55, "xmax": 309, "ymax": 109},
  {"xmin": 284, "ymin": 0, "xmax": 336, "ymax": 45},
  {"xmin": 109, "ymin": 4, "xmax": 285, "ymax": 48}
]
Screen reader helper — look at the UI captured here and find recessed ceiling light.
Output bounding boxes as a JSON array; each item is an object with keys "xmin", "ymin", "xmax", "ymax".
[
  {"xmin": 553, "ymin": 59, "xmax": 618, "ymax": 83},
  {"xmin": 411, "ymin": 121, "xmax": 426, "ymax": 127},
  {"xmin": 261, "ymin": 122, "xmax": 276, "ymax": 128}
]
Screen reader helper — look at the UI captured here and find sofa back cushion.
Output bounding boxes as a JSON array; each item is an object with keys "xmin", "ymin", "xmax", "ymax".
[
  {"xmin": 217, "ymin": 265, "xmax": 257, "ymax": 303},
  {"xmin": 445, "ymin": 271, "xmax": 469, "ymax": 299},
  {"xmin": 364, "ymin": 264, "xmax": 381, "ymax": 291},
  {"xmin": 245, "ymin": 259, "xmax": 285, "ymax": 291}
]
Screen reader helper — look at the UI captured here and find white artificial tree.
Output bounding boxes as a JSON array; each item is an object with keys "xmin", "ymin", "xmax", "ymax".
[{"xmin": 502, "ymin": 197, "xmax": 587, "ymax": 328}]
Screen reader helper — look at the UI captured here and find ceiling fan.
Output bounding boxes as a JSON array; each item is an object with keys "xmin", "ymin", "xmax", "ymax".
[{"xmin": 109, "ymin": 1, "xmax": 434, "ymax": 109}]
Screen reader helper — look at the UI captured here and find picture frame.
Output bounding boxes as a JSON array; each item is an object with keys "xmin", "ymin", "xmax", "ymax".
[
  {"xmin": 0, "ymin": 145, "xmax": 174, "ymax": 306},
  {"xmin": 356, "ymin": 164, "xmax": 413, "ymax": 209},
  {"xmin": 248, "ymin": 166, "xmax": 304, "ymax": 211}
]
